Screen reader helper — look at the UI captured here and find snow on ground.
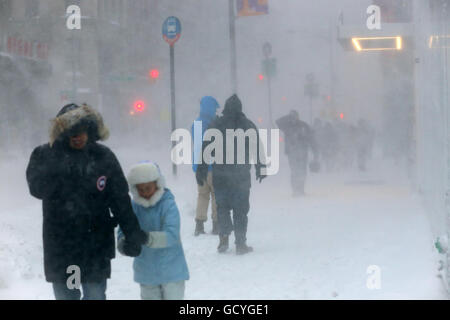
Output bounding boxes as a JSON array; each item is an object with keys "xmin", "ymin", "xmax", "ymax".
[{"xmin": 0, "ymin": 143, "xmax": 447, "ymax": 299}]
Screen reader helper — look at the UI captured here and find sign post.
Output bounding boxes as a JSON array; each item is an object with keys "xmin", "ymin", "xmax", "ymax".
[
  {"xmin": 304, "ymin": 73, "xmax": 319, "ymax": 125},
  {"xmin": 229, "ymin": 0, "xmax": 238, "ymax": 94},
  {"xmin": 231, "ymin": 1, "xmax": 270, "ymax": 95},
  {"xmin": 261, "ymin": 42, "xmax": 276, "ymax": 127},
  {"xmin": 162, "ymin": 16, "xmax": 181, "ymax": 176}
]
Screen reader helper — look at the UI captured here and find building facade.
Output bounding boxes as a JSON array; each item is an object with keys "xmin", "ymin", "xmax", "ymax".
[
  {"xmin": 0, "ymin": 0, "xmax": 163, "ymax": 153},
  {"xmin": 413, "ymin": 0, "xmax": 450, "ymax": 291}
]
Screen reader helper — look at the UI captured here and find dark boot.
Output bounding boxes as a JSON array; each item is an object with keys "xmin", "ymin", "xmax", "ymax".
[
  {"xmin": 217, "ymin": 235, "xmax": 229, "ymax": 253},
  {"xmin": 236, "ymin": 243, "xmax": 253, "ymax": 255},
  {"xmin": 194, "ymin": 220, "xmax": 205, "ymax": 236},
  {"xmin": 211, "ymin": 220, "xmax": 219, "ymax": 235}
]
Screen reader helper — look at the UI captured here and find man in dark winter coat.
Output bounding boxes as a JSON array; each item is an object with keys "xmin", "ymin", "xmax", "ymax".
[
  {"xmin": 196, "ymin": 94, "xmax": 266, "ymax": 255},
  {"xmin": 26, "ymin": 103, "xmax": 148, "ymax": 300},
  {"xmin": 276, "ymin": 110, "xmax": 318, "ymax": 196}
]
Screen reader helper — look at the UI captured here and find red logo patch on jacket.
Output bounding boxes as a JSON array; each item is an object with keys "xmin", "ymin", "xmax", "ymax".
[{"xmin": 97, "ymin": 176, "xmax": 107, "ymax": 191}]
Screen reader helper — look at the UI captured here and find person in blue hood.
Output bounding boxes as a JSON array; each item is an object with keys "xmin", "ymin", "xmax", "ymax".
[{"xmin": 191, "ymin": 96, "xmax": 220, "ymax": 236}]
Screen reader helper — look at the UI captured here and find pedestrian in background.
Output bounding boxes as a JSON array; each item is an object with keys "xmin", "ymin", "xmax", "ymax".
[{"xmin": 191, "ymin": 96, "xmax": 220, "ymax": 236}]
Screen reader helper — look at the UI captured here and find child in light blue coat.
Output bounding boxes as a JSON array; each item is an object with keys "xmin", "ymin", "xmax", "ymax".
[{"xmin": 117, "ymin": 161, "xmax": 189, "ymax": 300}]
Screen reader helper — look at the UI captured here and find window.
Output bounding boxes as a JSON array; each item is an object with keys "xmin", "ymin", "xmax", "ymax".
[
  {"xmin": 118, "ymin": 0, "xmax": 123, "ymax": 24},
  {"xmin": 25, "ymin": 0, "xmax": 39, "ymax": 18},
  {"xmin": 0, "ymin": 0, "xmax": 12, "ymax": 19},
  {"xmin": 65, "ymin": 0, "xmax": 81, "ymax": 8},
  {"xmin": 103, "ymin": 0, "xmax": 122, "ymax": 23},
  {"xmin": 97, "ymin": 0, "xmax": 104, "ymax": 18},
  {"xmin": 372, "ymin": 0, "xmax": 412, "ymax": 23}
]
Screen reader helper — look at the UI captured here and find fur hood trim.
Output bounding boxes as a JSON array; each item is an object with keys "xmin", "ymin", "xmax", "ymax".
[
  {"xmin": 49, "ymin": 104, "xmax": 109, "ymax": 146},
  {"xmin": 127, "ymin": 162, "xmax": 166, "ymax": 208}
]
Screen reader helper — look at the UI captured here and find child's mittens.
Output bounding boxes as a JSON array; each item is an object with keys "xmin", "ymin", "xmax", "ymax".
[
  {"xmin": 145, "ymin": 232, "xmax": 168, "ymax": 249},
  {"xmin": 146, "ymin": 233, "xmax": 153, "ymax": 247},
  {"xmin": 129, "ymin": 229, "xmax": 149, "ymax": 246}
]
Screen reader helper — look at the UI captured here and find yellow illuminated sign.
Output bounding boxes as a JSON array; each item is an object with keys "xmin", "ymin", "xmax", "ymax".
[{"xmin": 351, "ymin": 36, "xmax": 403, "ymax": 51}]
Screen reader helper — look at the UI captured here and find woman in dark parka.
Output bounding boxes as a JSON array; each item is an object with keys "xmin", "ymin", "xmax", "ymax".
[{"xmin": 26, "ymin": 103, "xmax": 147, "ymax": 300}]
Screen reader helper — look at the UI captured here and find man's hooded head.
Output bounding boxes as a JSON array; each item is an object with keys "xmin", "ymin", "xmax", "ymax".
[
  {"xmin": 289, "ymin": 110, "xmax": 299, "ymax": 120},
  {"xmin": 222, "ymin": 94, "xmax": 242, "ymax": 117},
  {"xmin": 49, "ymin": 103, "xmax": 110, "ymax": 147}
]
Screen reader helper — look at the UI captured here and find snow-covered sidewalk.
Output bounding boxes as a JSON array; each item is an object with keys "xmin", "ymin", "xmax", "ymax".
[{"xmin": 0, "ymin": 149, "xmax": 446, "ymax": 299}]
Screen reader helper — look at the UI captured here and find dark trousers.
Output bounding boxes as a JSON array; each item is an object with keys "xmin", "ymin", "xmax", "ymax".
[
  {"xmin": 357, "ymin": 149, "xmax": 368, "ymax": 171},
  {"xmin": 52, "ymin": 279, "xmax": 107, "ymax": 300},
  {"xmin": 214, "ymin": 185, "xmax": 250, "ymax": 245}
]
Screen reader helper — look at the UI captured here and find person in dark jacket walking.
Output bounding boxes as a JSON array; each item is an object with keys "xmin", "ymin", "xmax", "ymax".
[
  {"xmin": 321, "ymin": 121, "xmax": 339, "ymax": 172},
  {"xmin": 191, "ymin": 96, "xmax": 220, "ymax": 236},
  {"xmin": 355, "ymin": 118, "xmax": 375, "ymax": 171},
  {"xmin": 26, "ymin": 103, "xmax": 148, "ymax": 300},
  {"xmin": 196, "ymin": 94, "xmax": 266, "ymax": 255},
  {"xmin": 276, "ymin": 110, "xmax": 318, "ymax": 196}
]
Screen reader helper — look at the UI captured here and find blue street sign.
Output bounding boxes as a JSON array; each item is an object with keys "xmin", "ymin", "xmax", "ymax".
[{"xmin": 162, "ymin": 16, "xmax": 181, "ymax": 46}]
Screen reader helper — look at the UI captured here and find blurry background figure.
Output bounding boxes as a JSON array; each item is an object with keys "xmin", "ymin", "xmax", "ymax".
[
  {"xmin": 312, "ymin": 118, "xmax": 324, "ymax": 165},
  {"xmin": 321, "ymin": 121, "xmax": 339, "ymax": 172},
  {"xmin": 333, "ymin": 118, "xmax": 356, "ymax": 171},
  {"xmin": 276, "ymin": 110, "xmax": 319, "ymax": 196},
  {"xmin": 355, "ymin": 118, "xmax": 375, "ymax": 172}
]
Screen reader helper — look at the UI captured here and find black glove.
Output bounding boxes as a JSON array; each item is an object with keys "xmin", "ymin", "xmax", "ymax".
[
  {"xmin": 129, "ymin": 229, "xmax": 149, "ymax": 246},
  {"xmin": 122, "ymin": 240, "xmax": 142, "ymax": 257},
  {"xmin": 257, "ymin": 174, "xmax": 267, "ymax": 183},
  {"xmin": 256, "ymin": 167, "xmax": 267, "ymax": 183},
  {"xmin": 196, "ymin": 168, "xmax": 207, "ymax": 186}
]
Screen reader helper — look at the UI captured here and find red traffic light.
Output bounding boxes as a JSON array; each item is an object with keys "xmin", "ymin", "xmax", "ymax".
[
  {"xmin": 258, "ymin": 74, "xmax": 264, "ymax": 81},
  {"xmin": 340, "ymin": 113, "xmax": 344, "ymax": 119},
  {"xmin": 133, "ymin": 100, "xmax": 146, "ymax": 112},
  {"xmin": 149, "ymin": 69, "xmax": 159, "ymax": 79}
]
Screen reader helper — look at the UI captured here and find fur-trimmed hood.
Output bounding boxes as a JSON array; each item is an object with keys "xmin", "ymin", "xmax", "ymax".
[
  {"xmin": 49, "ymin": 103, "xmax": 110, "ymax": 147},
  {"xmin": 127, "ymin": 162, "xmax": 166, "ymax": 208}
]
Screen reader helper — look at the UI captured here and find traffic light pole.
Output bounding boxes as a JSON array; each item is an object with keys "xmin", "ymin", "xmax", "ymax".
[
  {"xmin": 71, "ymin": 31, "xmax": 77, "ymax": 102},
  {"xmin": 170, "ymin": 44, "xmax": 177, "ymax": 176},
  {"xmin": 267, "ymin": 74, "xmax": 273, "ymax": 127},
  {"xmin": 229, "ymin": 0, "xmax": 238, "ymax": 94}
]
